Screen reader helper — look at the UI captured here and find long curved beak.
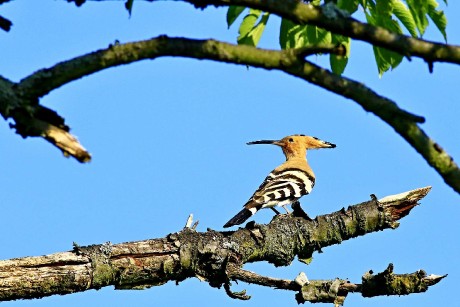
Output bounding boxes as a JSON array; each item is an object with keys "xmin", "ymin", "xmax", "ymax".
[
  {"xmin": 323, "ymin": 141, "xmax": 336, "ymax": 148},
  {"xmin": 247, "ymin": 139, "xmax": 281, "ymax": 145}
]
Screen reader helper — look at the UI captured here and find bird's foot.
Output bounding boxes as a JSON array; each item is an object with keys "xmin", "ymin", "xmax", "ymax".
[
  {"xmin": 292, "ymin": 201, "xmax": 313, "ymax": 221},
  {"xmin": 282, "ymin": 205, "xmax": 291, "ymax": 214}
]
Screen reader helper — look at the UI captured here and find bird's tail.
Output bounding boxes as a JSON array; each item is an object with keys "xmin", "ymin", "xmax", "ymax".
[{"xmin": 223, "ymin": 205, "xmax": 259, "ymax": 228}]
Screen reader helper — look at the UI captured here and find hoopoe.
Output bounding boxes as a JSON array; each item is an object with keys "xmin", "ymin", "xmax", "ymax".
[{"xmin": 223, "ymin": 134, "xmax": 336, "ymax": 228}]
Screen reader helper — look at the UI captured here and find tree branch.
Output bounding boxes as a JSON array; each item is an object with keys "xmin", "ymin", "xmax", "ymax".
[
  {"xmin": 0, "ymin": 15, "xmax": 12, "ymax": 32},
  {"xmin": 0, "ymin": 187, "xmax": 441, "ymax": 304},
  {"xmin": 68, "ymin": 0, "xmax": 460, "ymax": 65},
  {"xmin": 12, "ymin": 36, "xmax": 460, "ymax": 193},
  {"xmin": 292, "ymin": 43, "xmax": 347, "ymax": 58},
  {"xmin": 168, "ymin": 0, "xmax": 459, "ymax": 66},
  {"xmin": 0, "ymin": 77, "xmax": 91, "ymax": 162},
  {"xmin": 295, "ymin": 264, "xmax": 445, "ymax": 305}
]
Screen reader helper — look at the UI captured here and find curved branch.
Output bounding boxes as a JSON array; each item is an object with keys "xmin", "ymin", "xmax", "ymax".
[
  {"xmin": 71, "ymin": 0, "xmax": 460, "ymax": 65},
  {"xmin": 15, "ymin": 36, "xmax": 460, "ymax": 193},
  {"xmin": 172, "ymin": 0, "xmax": 460, "ymax": 65},
  {"xmin": 0, "ymin": 187, "xmax": 440, "ymax": 304},
  {"xmin": 227, "ymin": 263, "xmax": 445, "ymax": 304}
]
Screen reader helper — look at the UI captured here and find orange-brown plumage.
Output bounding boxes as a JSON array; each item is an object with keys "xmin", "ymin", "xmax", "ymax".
[{"xmin": 223, "ymin": 134, "xmax": 336, "ymax": 228}]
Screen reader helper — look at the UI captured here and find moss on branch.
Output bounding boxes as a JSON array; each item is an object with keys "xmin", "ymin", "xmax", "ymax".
[{"xmin": 361, "ymin": 263, "xmax": 446, "ymax": 297}]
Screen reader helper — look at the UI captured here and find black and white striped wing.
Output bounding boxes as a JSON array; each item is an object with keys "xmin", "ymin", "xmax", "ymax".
[
  {"xmin": 225, "ymin": 168, "xmax": 315, "ymax": 228},
  {"xmin": 250, "ymin": 168, "xmax": 315, "ymax": 208}
]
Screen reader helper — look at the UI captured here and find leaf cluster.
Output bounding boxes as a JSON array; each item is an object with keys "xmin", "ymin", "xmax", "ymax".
[{"xmin": 226, "ymin": 0, "xmax": 447, "ymax": 76}]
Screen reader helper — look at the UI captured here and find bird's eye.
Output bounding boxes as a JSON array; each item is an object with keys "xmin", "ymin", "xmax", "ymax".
[{"xmin": 289, "ymin": 138, "xmax": 294, "ymax": 142}]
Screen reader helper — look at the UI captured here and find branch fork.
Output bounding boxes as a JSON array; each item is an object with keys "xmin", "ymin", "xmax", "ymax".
[{"xmin": 0, "ymin": 187, "xmax": 443, "ymax": 304}]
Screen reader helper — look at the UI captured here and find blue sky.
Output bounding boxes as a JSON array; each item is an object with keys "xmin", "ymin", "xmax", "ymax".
[{"xmin": 1, "ymin": 1, "xmax": 459, "ymax": 306}]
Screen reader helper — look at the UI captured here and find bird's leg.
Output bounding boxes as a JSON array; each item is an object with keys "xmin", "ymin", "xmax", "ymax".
[
  {"xmin": 270, "ymin": 207, "xmax": 281, "ymax": 215},
  {"xmin": 282, "ymin": 205, "xmax": 291, "ymax": 214},
  {"xmin": 292, "ymin": 201, "xmax": 313, "ymax": 221}
]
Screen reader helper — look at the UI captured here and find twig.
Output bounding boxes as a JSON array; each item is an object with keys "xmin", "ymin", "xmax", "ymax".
[
  {"xmin": 184, "ymin": 214, "xmax": 194, "ymax": 228},
  {"xmin": 225, "ymin": 262, "xmax": 443, "ymax": 305},
  {"xmin": 0, "ymin": 187, "xmax": 440, "ymax": 303},
  {"xmin": 227, "ymin": 263, "xmax": 299, "ymax": 290}
]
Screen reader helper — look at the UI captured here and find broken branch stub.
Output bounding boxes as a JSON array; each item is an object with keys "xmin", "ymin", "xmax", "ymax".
[{"xmin": 0, "ymin": 187, "xmax": 441, "ymax": 305}]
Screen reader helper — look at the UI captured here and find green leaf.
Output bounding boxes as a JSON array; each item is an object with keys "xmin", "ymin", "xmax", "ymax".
[
  {"xmin": 374, "ymin": 45, "xmax": 403, "ymax": 76},
  {"xmin": 280, "ymin": 18, "xmax": 332, "ymax": 52},
  {"xmin": 405, "ymin": 0, "xmax": 429, "ymax": 36},
  {"xmin": 427, "ymin": 0, "xmax": 447, "ymax": 41},
  {"xmin": 338, "ymin": 0, "xmax": 359, "ymax": 13},
  {"xmin": 358, "ymin": 0, "xmax": 371, "ymax": 9},
  {"xmin": 365, "ymin": 7, "xmax": 376, "ymax": 23},
  {"xmin": 125, "ymin": 0, "xmax": 134, "ymax": 16},
  {"xmin": 237, "ymin": 9, "xmax": 261, "ymax": 45},
  {"xmin": 375, "ymin": 0, "xmax": 392, "ymax": 18},
  {"xmin": 250, "ymin": 12, "xmax": 270, "ymax": 46},
  {"xmin": 372, "ymin": 46, "xmax": 390, "ymax": 76},
  {"xmin": 238, "ymin": 10, "xmax": 269, "ymax": 47},
  {"xmin": 227, "ymin": 6, "xmax": 246, "ymax": 28},
  {"xmin": 279, "ymin": 19, "xmax": 308, "ymax": 49},
  {"xmin": 365, "ymin": 9, "xmax": 403, "ymax": 76},
  {"xmin": 330, "ymin": 34, "xmax": 350, "ymax": 75},
  {"xmin": 279, "ymin": 18, "xmax": 294, "ymax": 49},
  {"xmin": 305, "ymin": 25, "xmax": 332, "ymax": 45},
  {"xmin": 392, "ymin": 0, "xmax": 418, "ymax": 37}
]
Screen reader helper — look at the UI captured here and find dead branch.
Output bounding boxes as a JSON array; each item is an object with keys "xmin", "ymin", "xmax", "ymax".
[{"xmin": 0, "ymin": 187, "xmax": 442, "ymax": 305}]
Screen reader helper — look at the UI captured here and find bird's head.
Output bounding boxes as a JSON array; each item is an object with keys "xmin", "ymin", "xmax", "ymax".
[{"xmin": 247, "ymin": 134, "xmax": 336, "ymax": 159}]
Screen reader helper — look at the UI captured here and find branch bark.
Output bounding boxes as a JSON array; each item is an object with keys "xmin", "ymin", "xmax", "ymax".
[
  {"xmin": 0, "ymin": 187, "xmax": 443, "ymax": 305},
  {"xmin": 171, "ymin": 0, "xmax": 460, "ymax": 66},
  {"xmin": 68, "ymin": 0, "xmax": 460, "ymax": 65},
  {"xmin": 0, "ymin": 77, "xmax": 90, "ymax": 162}
]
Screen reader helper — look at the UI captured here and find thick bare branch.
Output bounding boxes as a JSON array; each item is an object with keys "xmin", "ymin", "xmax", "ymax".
[
  {"xmin": 0, "ymin": 187, "xmax": 438, "ymax": 304},
  {"xmin": 13, "ymin": 36, "xmax": 460, "ymax": 192}
]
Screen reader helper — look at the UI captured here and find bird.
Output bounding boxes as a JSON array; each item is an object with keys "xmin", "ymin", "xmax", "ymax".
[{"xmin": 223, "ymin": 134, "xmax": 336, "ymax": 228}]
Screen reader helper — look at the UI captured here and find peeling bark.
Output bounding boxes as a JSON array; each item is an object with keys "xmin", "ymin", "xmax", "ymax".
[
  {"xmin": 0, "ymin": 187, "xmax": 444, "ymax": 305},
  {"xmin": 0, "ymin": 77, "xmax": 90, "ymax": 162}
]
